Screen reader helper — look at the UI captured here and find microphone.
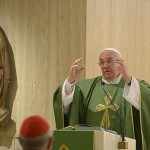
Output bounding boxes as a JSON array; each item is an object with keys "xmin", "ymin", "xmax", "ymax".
[{"xmin": 101, "ymin": 81, "xmax": 126, "ymax": 142}]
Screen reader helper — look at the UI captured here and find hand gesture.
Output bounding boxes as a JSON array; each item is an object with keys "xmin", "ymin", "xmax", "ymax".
[
  {"xmin": 114, "ymin": 58, "xmax": 132, "ymax": 84},
  {"xmin": 67, "ymin": 58, "xmax": 85, "ymax": 83}
]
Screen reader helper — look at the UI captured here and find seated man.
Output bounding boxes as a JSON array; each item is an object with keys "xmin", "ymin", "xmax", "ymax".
[
  {"xmin": 53, "ymin": 48, "xmax": 150, "ymax": 150},
  {"xmin": 19, "ymin": 115, "xmax": 53, "ymax": 150}
]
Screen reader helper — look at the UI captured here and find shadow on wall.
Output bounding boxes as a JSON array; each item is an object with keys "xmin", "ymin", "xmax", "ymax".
[{"xmin": 0, "ymin": 26, "xmax": 18, "ymax": 148}]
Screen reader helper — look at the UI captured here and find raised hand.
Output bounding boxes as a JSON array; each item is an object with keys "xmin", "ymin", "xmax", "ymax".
[
  {"xmin": 67, "ymin": 58, "xmax": 86, "ymax": 83},
  {"xmin": 114, "ymin": 58, "xmax": 132, "ymax": 84}
]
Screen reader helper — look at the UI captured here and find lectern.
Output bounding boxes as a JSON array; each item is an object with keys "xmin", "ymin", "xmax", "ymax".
[{"xmin": 52, "ymin": 128, "xmax": 136, "ymax": 150}]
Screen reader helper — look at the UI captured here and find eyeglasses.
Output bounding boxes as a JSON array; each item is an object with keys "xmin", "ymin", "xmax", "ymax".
[{"xmin": 97, "ymin": 58, "xmax": 114, "ymax": 66}]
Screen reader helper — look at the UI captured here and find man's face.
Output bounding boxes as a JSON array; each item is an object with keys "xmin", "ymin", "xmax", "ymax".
[{"xmin": 99, "ymin": 51, "xmax": 120, "ymax": 81}]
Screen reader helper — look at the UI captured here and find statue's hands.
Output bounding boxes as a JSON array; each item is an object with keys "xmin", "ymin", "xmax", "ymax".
[
  {"xmin": 114, "ymin": 58, "xmax": 132, "ymax": 84},
  {"xmin": 67, "ymin": 58, "xmax": 85, "ymax": 83}
]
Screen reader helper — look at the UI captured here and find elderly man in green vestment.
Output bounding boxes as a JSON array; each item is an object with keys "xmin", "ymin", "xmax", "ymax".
[{"xmin": 53, "ymin": 48, "xmax": 150, "ymax": 150}]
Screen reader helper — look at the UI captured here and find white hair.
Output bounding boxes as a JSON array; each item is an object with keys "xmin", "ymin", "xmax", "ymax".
[
  {"xmin": 19, "ymin": 129, "xmax": 53, "ymax": 150},
  {"xmin": 100, "ymin": 48, "xmax": 122, "ymax": 58}
]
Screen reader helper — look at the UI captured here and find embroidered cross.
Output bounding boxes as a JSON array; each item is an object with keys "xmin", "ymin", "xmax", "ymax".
[{"xmin": 96, "ymin": 93, "xmax": 119, "ymax": 129}]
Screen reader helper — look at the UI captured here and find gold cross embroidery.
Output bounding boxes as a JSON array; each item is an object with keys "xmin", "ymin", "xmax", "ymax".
[
  {"xmin": 96, "ymin": 93, "xmax": 119, "ymax": 129},
  {"xmin": 59, "ymin": 144, "xmax": 69, "ymax": 150}
]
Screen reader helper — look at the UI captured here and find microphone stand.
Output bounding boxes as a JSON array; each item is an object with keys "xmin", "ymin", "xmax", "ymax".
[{"xmin": 101, "ymin": 82, "xmax": 128, "ymax": 149}]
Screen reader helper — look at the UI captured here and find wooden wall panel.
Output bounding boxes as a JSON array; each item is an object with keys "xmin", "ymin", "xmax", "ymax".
[
  {"xmin": 0, "ymin": 0, "xmax": 86, "ymax": 149},
  {"xmin": 1, "ymin": 0, "xmax": 150, "ymax": 149},
  {"xmin": 86, "ymin": 0, "xmax": 150, "ymax": 84}
]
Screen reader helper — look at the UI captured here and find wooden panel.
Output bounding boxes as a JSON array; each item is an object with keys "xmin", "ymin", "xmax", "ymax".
[
  {"xmin": 86, "ymin": 0, "xmax": 150, "ymax": 84},
  {"xmin": 0, "ymin": 0, "xmax": 86, "ymax": 149}
]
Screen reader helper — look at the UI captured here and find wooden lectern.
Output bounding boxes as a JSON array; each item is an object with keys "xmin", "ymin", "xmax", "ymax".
[{"xmin": 52, "ymin": 128, "xmax": 136, "ymax": 150}]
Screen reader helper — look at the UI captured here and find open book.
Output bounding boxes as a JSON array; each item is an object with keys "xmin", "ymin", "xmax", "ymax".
[{"xmin": 60, "ymin": 124, "xmax": 117, "ymax": 134}]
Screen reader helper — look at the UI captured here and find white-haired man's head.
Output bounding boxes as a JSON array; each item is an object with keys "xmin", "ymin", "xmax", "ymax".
[
  {"xmin": 19, "ymin": 115, "xmax": 53, "ymax": 150},
  {"xmin": 100, "ymin": 48, "xmax": 122, "ymax": 58},
  {"xmin": 98, "ymin": 48, "xmax": 122, "ymax": 81}
]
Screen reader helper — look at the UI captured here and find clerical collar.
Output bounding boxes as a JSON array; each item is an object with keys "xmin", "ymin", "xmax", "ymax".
[{"xmin": 102, "ymin": 74, "xmax": 122, "ymax": 84}]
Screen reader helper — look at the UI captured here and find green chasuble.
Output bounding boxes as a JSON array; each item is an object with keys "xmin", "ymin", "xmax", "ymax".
[{"xmin": 53, "ymin": 76, "xmax": 150, "ymax": 150}]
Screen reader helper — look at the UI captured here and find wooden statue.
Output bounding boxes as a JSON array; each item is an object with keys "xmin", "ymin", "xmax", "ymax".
[{"xmin": 0, "ymin": 30, "xmax": 11, "ymax": 127}]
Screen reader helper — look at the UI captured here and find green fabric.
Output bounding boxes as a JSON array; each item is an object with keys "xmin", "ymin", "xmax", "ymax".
[
  {"xmin": 53, "ymin": 76, "xmax": 150, "ymax": 150},
  {"xmin": 138, "ymin": 80, "xmax": 150, "ymax": 150},
  {"xmin": 53, "ymin": 87, "xmax": 64, "ymax": 129},
  {"xmin": 52, "ymin": 130, "xmax": 94, "ymax": 150}
]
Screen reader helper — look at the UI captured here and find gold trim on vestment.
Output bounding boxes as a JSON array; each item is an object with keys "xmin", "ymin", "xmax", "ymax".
[
  {"xmin": 59, "ymin": 144, "xmax": 69, "ymax": 150},
  {"xmin": 96, "ymin": 93, "xmax": 119, "ymax": 129}
]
